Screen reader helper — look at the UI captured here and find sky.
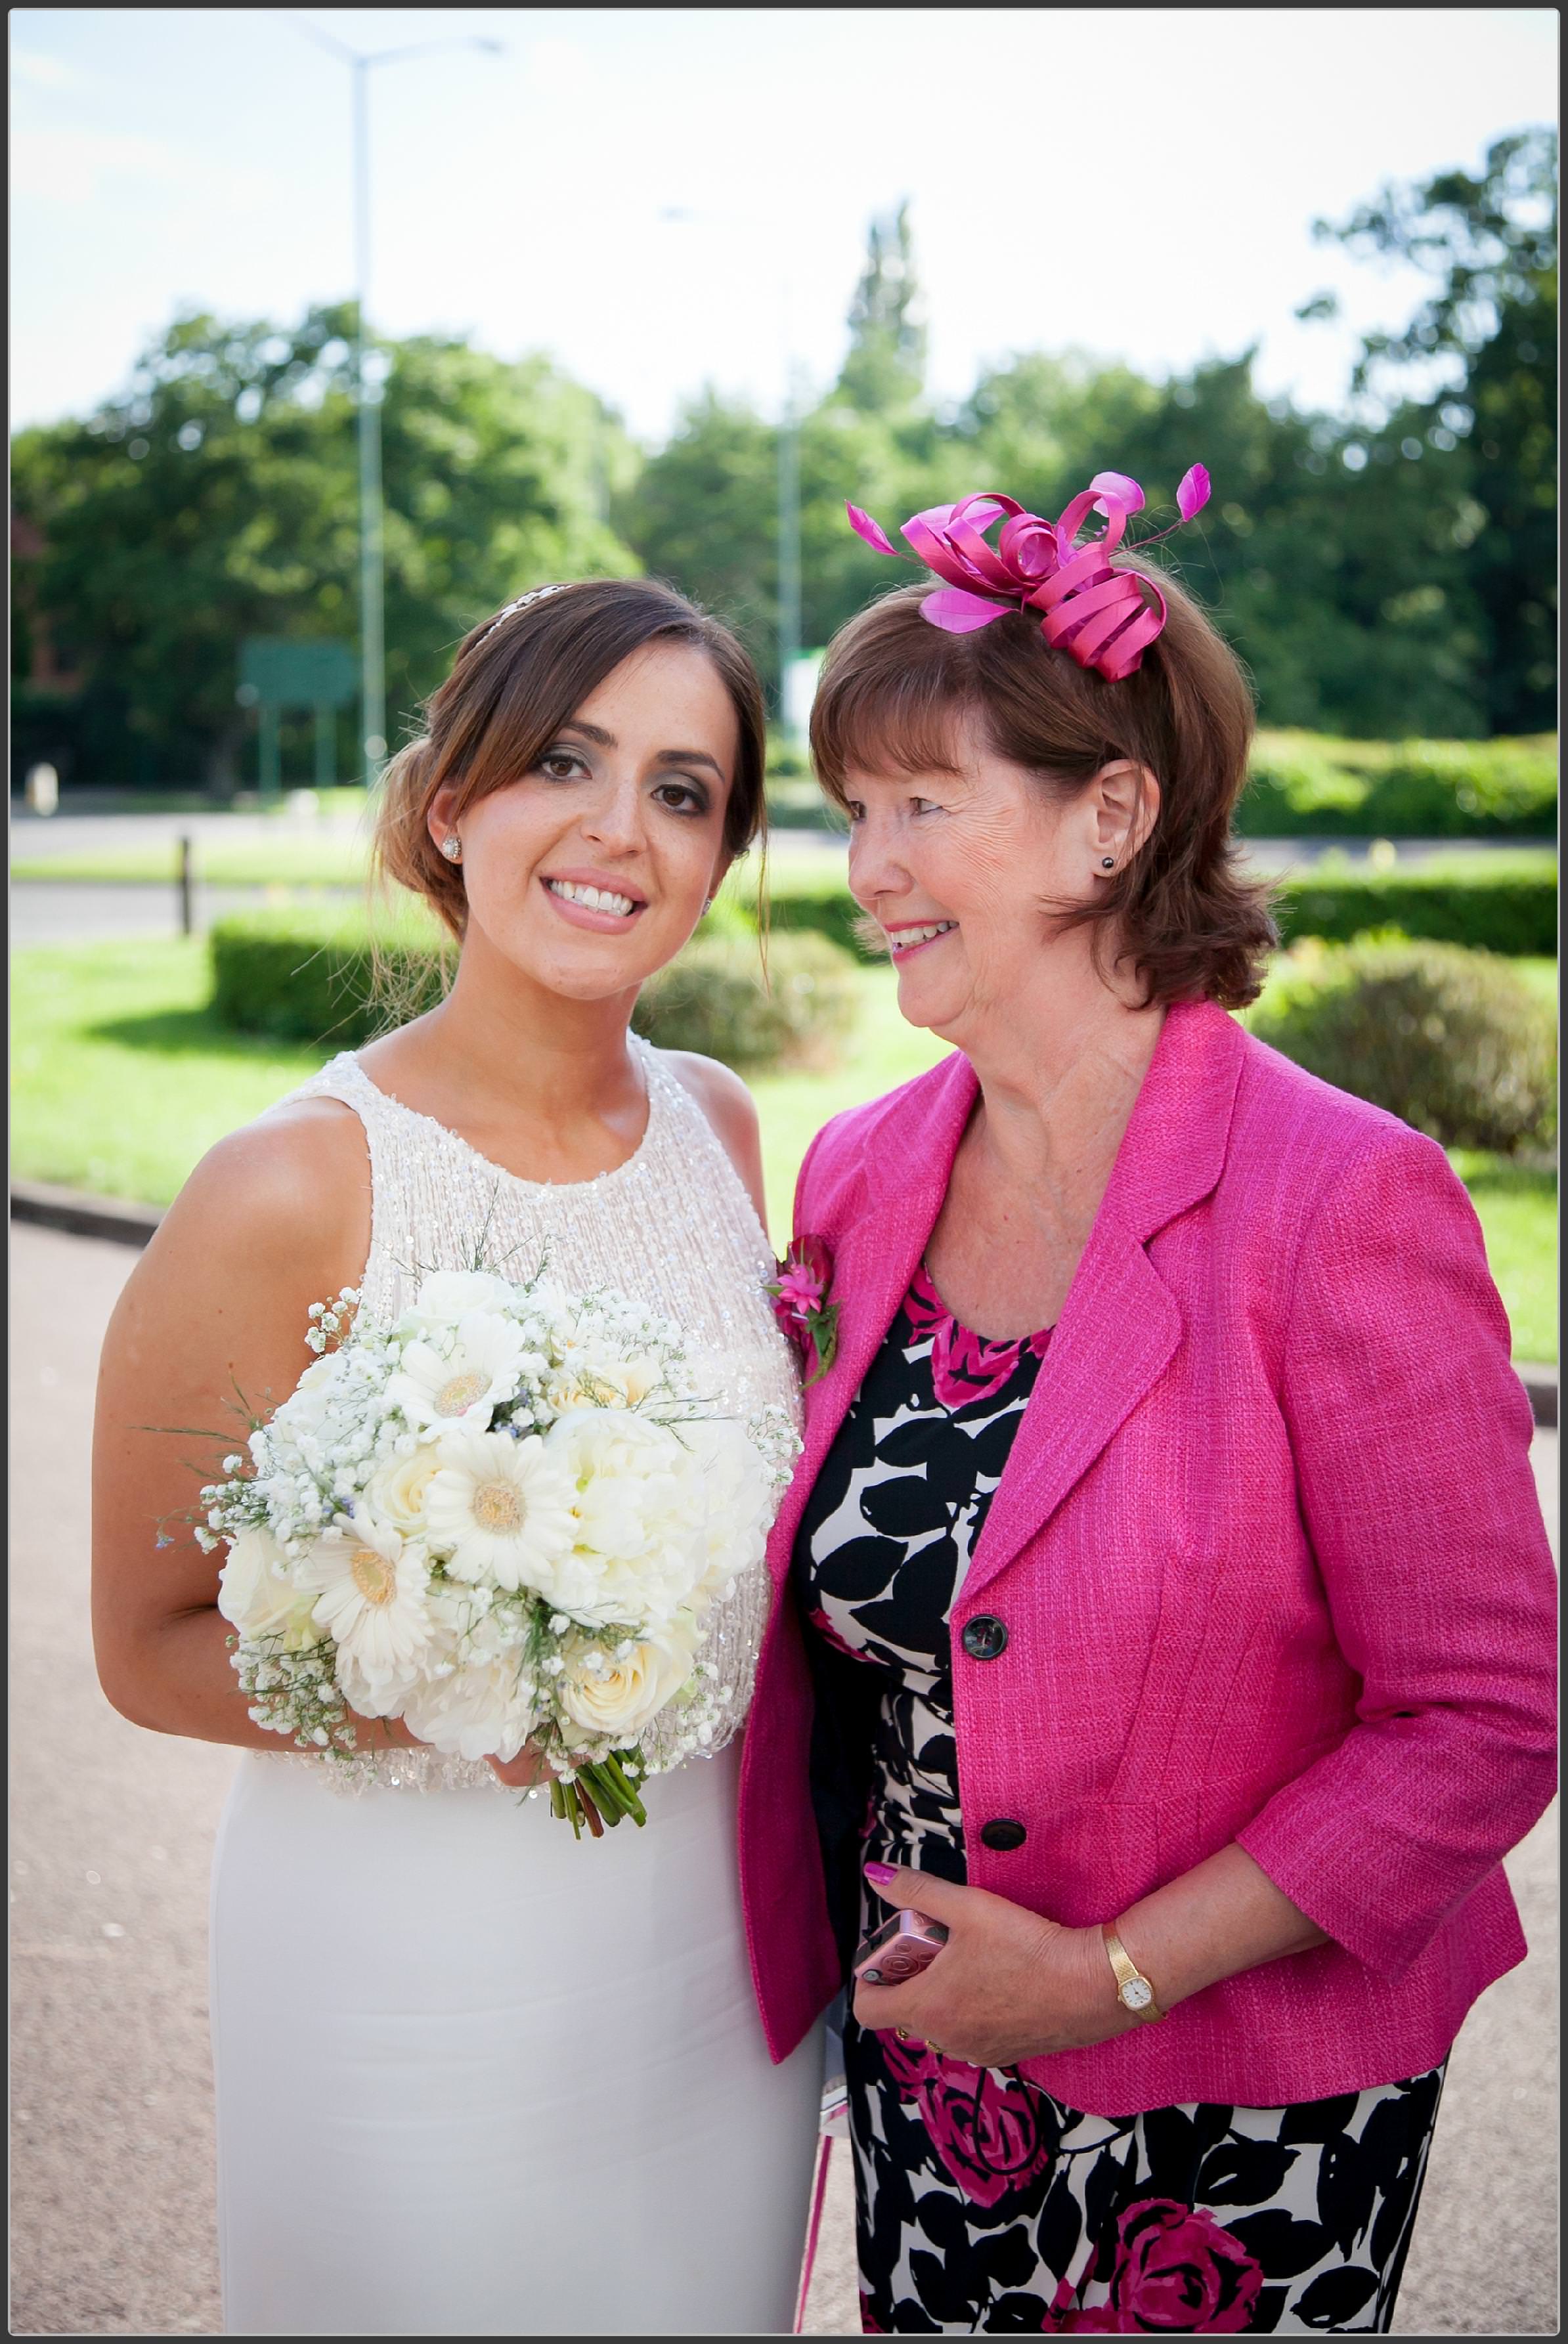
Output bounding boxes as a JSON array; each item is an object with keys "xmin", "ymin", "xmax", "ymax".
[{"xmin": 9, "ymin": 7, "xmax": 1559, "ymax": 446}]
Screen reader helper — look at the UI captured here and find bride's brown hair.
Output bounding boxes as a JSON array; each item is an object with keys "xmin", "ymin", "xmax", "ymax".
[{"xmin": 376, "ymin": 579, "xmax": 768, "ymax": 943}]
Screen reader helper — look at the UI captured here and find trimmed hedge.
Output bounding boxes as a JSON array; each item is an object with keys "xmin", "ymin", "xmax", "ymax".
[
  {"xmin": 210, "ymin": 902, "xmax": 861, "ymax": 1068},
  {"xmin": 1238, "ymin": 731, "xmax": 1557, "ymax": 840},
  {"xmin": 741, "ymin": 850, "xmax": 1558, "ymax": 962},
  {"xmin": 632, "ymin": 931, "xmax": 860, "ymax": 1068},
  {"xmin": 1250, "ymin": 935, "xmax": 1557, "ymax": 1152},
  {"xmin": 210, "ymin": 903, "xmax": 452, "ymax": 1047},
  {"xmin": 1273, "ymin": 851, "xmax": 1557, "ymax": 956},
  {"xmin": 762, "ymin": 732, "xmax": 1558, "ymax": 840}
]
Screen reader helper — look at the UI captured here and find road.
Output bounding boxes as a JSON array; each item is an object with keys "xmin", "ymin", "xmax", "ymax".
[
  {"xmin": 9, "ymin": 1221, "xmax": 1557, "ymax": 2336},
  {"xmin": 12, "ymin": 804, "xmax": 1546, "ymax": 949}
]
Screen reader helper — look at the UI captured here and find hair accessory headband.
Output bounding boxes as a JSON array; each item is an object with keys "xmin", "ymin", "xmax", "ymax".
[
  {"xmin": 846, "ymin": 465, "xmax": 1210, "ymax": 682},
  {"xmin": 479, "ymin": 582, "xmax": 571, "ymax": 643}
]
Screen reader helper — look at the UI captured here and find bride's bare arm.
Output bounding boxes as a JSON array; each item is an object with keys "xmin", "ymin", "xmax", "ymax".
[{"xmin": 90, "ymin": 1098, "xmax": 418, "ymax": 1750}]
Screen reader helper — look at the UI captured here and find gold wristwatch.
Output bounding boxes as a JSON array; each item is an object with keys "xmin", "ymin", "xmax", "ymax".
[{"xmin": 1102, "ymin": 1923, "xmax": 1165, "ymax": 2023}]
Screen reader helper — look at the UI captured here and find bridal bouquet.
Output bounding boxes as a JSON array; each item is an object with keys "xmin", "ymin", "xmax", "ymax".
[{"xmin": 196, "ymin": 1267, "xmax": 797, "ymax": 1836}]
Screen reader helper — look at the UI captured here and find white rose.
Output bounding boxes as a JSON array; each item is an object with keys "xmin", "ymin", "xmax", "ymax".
[
  {"xmin": 365, "ymin": 1447, "xmax": 443, "ymax": 1535},
  {"xmin": 217, "ymin": 1527, "xmax": 322, "ymax": 1650},
  {"xmin": 557, "ymin": 1626, "xmax": 696, "ymax": 1748},
  {"xmin": 400, "ymin": 1270, "xmax": 519, "ymax": 1333}
]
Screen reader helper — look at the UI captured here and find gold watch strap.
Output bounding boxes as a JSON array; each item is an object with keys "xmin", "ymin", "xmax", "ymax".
[{"xmin": 1102, "ymin": 1923, "xmax": 1165, "ymax": 2023}]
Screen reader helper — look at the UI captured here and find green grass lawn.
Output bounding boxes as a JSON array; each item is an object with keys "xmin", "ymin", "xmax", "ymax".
[{"xmin": 11, "ymin": 936, "xmax": 1556, "ymax": 1362}]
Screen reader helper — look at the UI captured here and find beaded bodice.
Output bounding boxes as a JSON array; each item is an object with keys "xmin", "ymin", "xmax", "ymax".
[{"xmin": 280, "ymin": 1039, "xmax": 801, "ymax": 1793}]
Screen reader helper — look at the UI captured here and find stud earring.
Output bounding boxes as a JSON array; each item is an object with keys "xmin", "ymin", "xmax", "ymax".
[
  {"xmin": 1101, "ymin": 856, "xmax": 1116, "ymax": 870},
  {"xmin": 440, "ymin": 836, "xmax": 463, "ymax": 863}
]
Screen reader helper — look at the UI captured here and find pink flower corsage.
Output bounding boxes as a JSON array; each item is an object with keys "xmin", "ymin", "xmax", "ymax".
[{"xmin": 766, "ymin": 1234, "xmax": 840, "ymax": 1387}]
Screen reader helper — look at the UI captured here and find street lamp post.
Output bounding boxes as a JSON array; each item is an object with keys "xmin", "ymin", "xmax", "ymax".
[{"xmin": 294, "ymin": 20, "xmax": 504, "ymax": 787}]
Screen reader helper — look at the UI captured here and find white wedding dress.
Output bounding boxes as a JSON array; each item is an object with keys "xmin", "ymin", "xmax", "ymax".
[{"xmin": 209, "ymin": 1041, "xmax": 822, "ymax": 2337}]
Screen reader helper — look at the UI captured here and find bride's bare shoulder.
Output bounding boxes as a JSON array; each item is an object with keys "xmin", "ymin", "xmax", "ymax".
[{"xmin": 139, "ymin": 1094, "xmax": 372, "ymax": 1297}]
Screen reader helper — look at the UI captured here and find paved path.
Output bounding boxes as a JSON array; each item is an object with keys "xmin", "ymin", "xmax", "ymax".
[{"xmin": 9, "ymin": 1223, "xmax": 1557, "ymax": 2336}]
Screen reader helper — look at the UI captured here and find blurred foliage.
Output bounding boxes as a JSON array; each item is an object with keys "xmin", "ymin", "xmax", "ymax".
[
  {"xmin": 11, "ymin": 305, "xmax": 634, "ymax": 789},
  {"xmin": 208, "ymin": 900, "xmax": 860, "ymax": 1072},
  {"xmin": 1240, "ymin": 731, "xmax": 1557, "ymax": 837},
  {"xmin": 208, "ymin": 899, "xmax": 450, "ymax": 1048},
  {"xmin": 633, "ymin": 930, "xmax": 861, "ymax": 1069},
  {"xmin": 1272, "ymin": 849, "xmax": 1557, "ymax": 955},
  {"xmin": 1250, "ymin": 933, "xmax": 1557, "ymax": 1151},
  {"xmin": 12, "ymin": 134, "xmax": 1556, "ymax": 783}
]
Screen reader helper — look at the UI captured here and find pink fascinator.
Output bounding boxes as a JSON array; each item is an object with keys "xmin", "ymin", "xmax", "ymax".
[{"xmin": 846, "ymin": 465, "xmax": 1211, "ymax": 682}]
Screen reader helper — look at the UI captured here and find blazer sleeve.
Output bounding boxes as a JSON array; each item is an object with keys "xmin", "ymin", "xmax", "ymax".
[{"xmin": 1234, "ymin": 1127, "xmax": 1557, "ymax": 1978}]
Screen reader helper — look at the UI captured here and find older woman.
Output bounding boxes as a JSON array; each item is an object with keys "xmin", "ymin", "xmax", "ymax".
[{"xmin": 738, "ymin": 481, "xmax": 1556, "ymax": 2334}]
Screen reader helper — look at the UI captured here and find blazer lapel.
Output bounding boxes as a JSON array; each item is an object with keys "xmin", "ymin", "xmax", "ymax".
[
  {"xmin": 765, "ymin": 1052, "xmax": 978, "ymax": 1584},
  {"xmin": 961, "ymin": 1002, "xmax": 1246, "ymax": 1600}
]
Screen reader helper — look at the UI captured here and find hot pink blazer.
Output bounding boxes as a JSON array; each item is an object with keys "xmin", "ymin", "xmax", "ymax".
[{"xmin": 737, "ymin": 1000, "xmax": 1557, "ymax": 2114}]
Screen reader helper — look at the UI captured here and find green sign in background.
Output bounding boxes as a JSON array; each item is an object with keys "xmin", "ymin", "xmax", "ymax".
[{"xmin": 238, "ymin": 638, "xmax": 357, "ymax": 796}]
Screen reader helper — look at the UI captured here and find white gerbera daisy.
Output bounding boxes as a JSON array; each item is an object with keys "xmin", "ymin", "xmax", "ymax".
[
  {"xmin": 386, "ymin": 1311, "xmax": 529, "ymax": 1437},
  {"xmin": 424, "ymin": 1427, "xmax": 577, "ymax": 1593},
  {"xmin": 297, "ymin": 1513, "xmax": 432, "ymax": 1695}
]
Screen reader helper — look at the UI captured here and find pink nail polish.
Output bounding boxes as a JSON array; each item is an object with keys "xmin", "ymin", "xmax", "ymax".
[{"xmin": 863, "ymin": 1861, "xmax": 898, "ymax": 1886}]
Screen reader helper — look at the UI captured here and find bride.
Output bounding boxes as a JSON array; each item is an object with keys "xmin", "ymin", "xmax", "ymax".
[{"xmin": 91, "ymin": 579, "xmax": 823, "ymax": 2337}]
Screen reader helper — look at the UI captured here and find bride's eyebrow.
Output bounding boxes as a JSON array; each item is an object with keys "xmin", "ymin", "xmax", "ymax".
[
  {"xmin": 654, "ymin": 749, "xmax": 724, "ymax": 777},
  {"xmin": 554, "ymin": 722, "xmax": 722, "ymax": 779}
]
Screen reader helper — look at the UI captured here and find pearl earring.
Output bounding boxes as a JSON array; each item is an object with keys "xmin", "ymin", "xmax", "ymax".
[
  {"xmin": 440, "ymin": 836, "xmax": 462, "ymax": 863},
  {"xmin": 1101, "ymin": 856, "xmax": 1116, "ymax": 870}
]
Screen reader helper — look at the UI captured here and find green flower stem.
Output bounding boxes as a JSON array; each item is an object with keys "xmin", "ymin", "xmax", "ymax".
[{"xmin": 580, "ymin": 1754, "xmax": 648, "ymax": 1829}]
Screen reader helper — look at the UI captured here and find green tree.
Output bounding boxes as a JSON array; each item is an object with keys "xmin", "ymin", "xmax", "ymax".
[
  {"xmin": 615, "ymin": 389, "xmax": 780, "ymax": 684},
  {"xmin": 837, "ymin": 199, "xmax": 926, "ymax": 415},
  {"xmin": 12, "ymin": 306, "xmax": 637, "ymax": 789},
  {"xmin": 1307, "ymin": 127, "xmax": 1556, "ymax": 732}
]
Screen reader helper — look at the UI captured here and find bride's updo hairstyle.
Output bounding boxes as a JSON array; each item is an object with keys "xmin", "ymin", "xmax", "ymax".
[
  {"xmin": 810, "ymin": 567, "xmax": 1276, "ymax": 1009},
  {"xmin": 376, "ymin": 578, "xmax": 768, "ymax": 942}
]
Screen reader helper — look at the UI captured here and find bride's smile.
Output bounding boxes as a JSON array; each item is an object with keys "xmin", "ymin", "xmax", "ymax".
[{"xmin": 428, "ymin": 638, "xmax": 737, "ymax": 1007}]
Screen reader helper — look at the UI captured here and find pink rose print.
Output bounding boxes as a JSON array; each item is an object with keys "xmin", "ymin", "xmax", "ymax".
[
  {"xmin": 806, "ymin": 1605, "xmax": 863, "ymax": 1663},
  {"xmin": 882, "ymin": 2035, "xmax": 1055, "ymax": 2209},
  {"xmin": 904, "ymin": 1265, "xmax": 1049, "ymax": 1410},
  {"xmin": 1097, "ymin": 2198, "xmax": 1263, "ymax": 2333}
]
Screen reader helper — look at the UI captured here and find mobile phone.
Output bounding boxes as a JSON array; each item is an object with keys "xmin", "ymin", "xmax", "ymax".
[{"xmin": 851, "ymin": 1908, "xmax": 950, "ymax": 1986}]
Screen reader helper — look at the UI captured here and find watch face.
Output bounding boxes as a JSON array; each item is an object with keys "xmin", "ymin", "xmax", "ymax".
[{"xmin": 1120, "ymin": 1977, "xmax": 1154, "ymax": 2010}]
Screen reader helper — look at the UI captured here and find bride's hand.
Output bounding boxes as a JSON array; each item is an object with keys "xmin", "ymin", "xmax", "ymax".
[{"xmin": 485, "ymin": 1742, "xmax": 554, "ymax": 1790}]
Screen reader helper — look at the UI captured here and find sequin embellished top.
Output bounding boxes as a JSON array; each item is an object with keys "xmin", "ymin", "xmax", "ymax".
[{"xmin": 279, "ymin": 1039, "xmax": 802, "ymax": 1794}]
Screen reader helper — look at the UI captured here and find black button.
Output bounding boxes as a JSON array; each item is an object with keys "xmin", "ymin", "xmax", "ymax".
[
  {"xmin": 961, "ymin": 1615, "xmax": 1009, "ymax": 1662},
  {"xmin": 980, "ymin": 1817, "xmax": 1027, "ymax": 1852}
]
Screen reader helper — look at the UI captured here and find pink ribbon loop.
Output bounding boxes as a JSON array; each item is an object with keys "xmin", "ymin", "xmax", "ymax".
[{"xmin": 841, "ymin": 463, "xmax": 1209, "ymax": 682}]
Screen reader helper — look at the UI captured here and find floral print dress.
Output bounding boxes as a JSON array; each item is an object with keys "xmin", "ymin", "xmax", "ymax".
[{"xmin": 794, "ymin": 1265, "xmax": 1445, "ymax": 2335}]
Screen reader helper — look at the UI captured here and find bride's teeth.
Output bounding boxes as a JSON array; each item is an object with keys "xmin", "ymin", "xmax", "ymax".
[{"xmin": 549, "ymin": 880, "xmax": 637, "ymax": 917}]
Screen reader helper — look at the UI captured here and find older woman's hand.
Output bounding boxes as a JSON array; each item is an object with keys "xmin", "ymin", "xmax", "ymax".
[{"xmin": 854, "ymin": 1865, "xmax": 1139, "ymax": 2068}]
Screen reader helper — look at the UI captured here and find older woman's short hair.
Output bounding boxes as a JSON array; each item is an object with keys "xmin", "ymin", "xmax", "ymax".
[{"xmin": 810, "ymin": 568, "xmax": 1276, "ymax": 1009}]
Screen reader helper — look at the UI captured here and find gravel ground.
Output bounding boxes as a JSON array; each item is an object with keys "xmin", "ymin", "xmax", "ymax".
[{"xmin": 9, "ymin": 1223, "xmax": 1557, "ymax": 2337}]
